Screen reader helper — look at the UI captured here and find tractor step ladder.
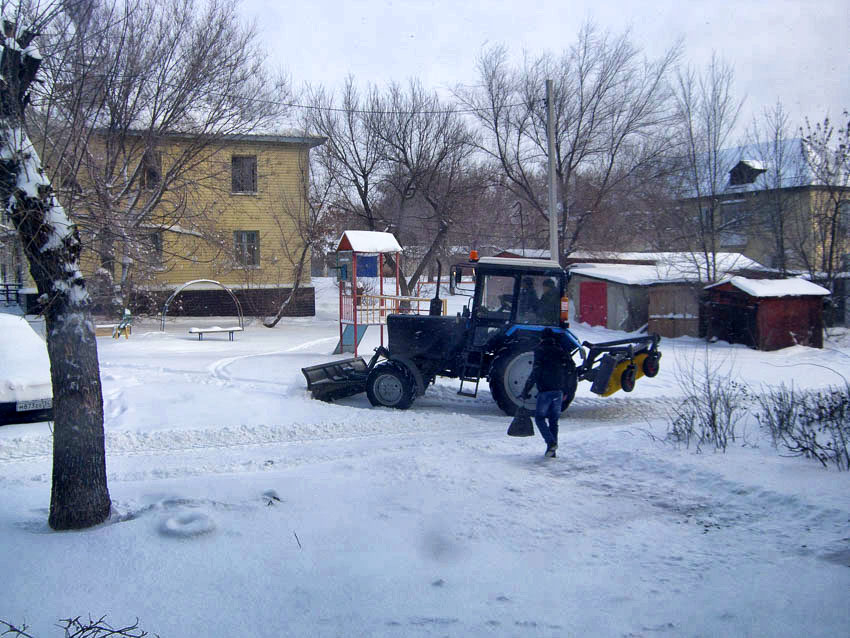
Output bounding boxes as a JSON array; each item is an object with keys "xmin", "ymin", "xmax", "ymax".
[{"xmin": 457, "ymin": 349, "xmax": 484, "ymax": 397}]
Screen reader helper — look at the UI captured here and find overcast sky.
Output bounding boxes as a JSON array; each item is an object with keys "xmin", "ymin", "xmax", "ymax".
[{"xmin": 241, "ymin": 0, "xmax": 848, "ymax": 137}]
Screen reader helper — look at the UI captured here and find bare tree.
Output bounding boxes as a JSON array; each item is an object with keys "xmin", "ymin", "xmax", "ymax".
[
  {"xmin": 31, "ymin": 0, "xmax": 290, "ymax": 311},
  {"xmin": 305, "ymin": 77, "xmax": 386, "ymax": 232},
  {"xmin": 1, "ymin": 1, "xmax": 110, "ymax": 529},
  {"xmin": 457, "ymin": 23, "xmax": 681, "ymax": 263},
  {"xmin": 306, "ymin": 78, "xmax": 480, "ymax": 295},
  {"xmin": 745, "ymin": 101, "xmax": 807, "ymax": 275},
  {"xmin": 372, "ymin": 80, "xmax": 478, "ymax": 292},
  {"xmin": 800, "ymin": 110, "xmax": 850, "ymax": 320},
  {"xmin": 671, "ymin": 54, "xmax": 744, "ymax": 281}
]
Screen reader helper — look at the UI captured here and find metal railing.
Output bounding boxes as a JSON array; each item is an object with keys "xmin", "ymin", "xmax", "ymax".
[
  {"xmin": 340, "ymin": 293, "xmax": 446, "ymax": 325},
  {"xmin": 1, "ymin": 282, "xmax": 21, "ymax": 305}
]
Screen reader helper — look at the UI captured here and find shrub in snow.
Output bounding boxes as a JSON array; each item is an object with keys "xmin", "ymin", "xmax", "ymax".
[
  {"xmin": 757, "ymin": 383, "xmax": 850, "ymax": 471},
  {"xmin": 667, "ymin": 354, "xmax": 748, "ymax": 452},
  {"xmin": 1, "ymin": 616, "xmax": 154, "ymax": 637}
]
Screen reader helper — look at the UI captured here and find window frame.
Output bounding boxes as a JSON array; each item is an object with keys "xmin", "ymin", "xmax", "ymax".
[
  {"xmin": 149, "ymin": 231, "xmax": 164, "ymax": 269},
  {"xmin": 140, "ymin": 150, "xmax": 162, "ymax": 190},
  {"xmin": 231, "ymin": 155, "xmax": 258, "ymax": 194},
  {"xmin": 234, "ymin": 230, "xmax": 260, "ymax": 268}
]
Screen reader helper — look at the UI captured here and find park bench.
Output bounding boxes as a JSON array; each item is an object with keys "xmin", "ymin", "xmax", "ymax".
[{"xmin": 188, "ymin": 326, "xmax": 243, "ymax": 341}]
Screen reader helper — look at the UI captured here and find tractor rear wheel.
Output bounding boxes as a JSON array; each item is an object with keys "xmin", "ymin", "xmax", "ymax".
[
  {"xmin": 366, "ymin": 362, "xmax": 416, "ymax": 409},
  {"xmin": 561, "ymin": 360, "xmax": 578, "ymax": 411},
  {"xmin": 489, "ymin": 345, "xmax": 579, "ymax": 417},
  {"xmin": 489, "ymin": 345, "xmax": 536, "ymax": 416}
]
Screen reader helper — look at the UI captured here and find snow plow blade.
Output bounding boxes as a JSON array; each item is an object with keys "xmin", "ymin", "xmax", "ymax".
[{"xmin": 301, "ymin": 357, "xmax": 370, "ymax": 402}]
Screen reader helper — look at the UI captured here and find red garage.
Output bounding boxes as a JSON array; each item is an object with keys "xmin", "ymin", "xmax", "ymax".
[{"xmin": 705, "ymin": 277, "xmax": 830, "ymax": 350}]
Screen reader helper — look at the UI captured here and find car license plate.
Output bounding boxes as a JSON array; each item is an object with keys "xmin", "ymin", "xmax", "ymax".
[{"xmin": 16, "ymin": 398, "xmax": 52, "ymax": 411}]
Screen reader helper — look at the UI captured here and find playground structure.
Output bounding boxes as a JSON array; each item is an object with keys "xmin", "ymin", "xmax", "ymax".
[
  {"xmin": 160, "ymin": 279, "xmax": 244, "ymax": 337},
  {"xmin": 335, "ymin": 231, "xmax": 446, "ymax": 356}
]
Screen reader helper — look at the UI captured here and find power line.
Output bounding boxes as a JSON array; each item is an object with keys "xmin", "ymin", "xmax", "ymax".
[{"xmin": 31, "ymin": 70, "xmax": 538, "ymax": 117}]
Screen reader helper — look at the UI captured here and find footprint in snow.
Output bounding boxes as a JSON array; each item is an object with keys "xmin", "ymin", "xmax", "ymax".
[{"xmin": 159, "ymin": 512, "xmax": 216, "ymax": 538}]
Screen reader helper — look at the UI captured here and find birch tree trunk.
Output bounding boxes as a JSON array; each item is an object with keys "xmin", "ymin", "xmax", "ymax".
[{"xmin": 1, "ymin": 21, "xmax": 110, "ymax": 530}]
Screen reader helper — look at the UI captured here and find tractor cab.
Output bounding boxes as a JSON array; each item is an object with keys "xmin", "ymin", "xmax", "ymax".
[{"xmin": 452, "ymin": 256, "xmax": 568, "ymax": 345}]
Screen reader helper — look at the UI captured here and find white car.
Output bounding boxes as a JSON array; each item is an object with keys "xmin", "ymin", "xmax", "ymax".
[{"xmin": 0, "ymin": 313, "xmax": 53, "ymax": 424}]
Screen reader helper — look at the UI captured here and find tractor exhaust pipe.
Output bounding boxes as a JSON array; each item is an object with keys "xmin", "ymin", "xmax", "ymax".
[{"xmin": 429, "ymin": 261, "xmax": 442, "ymax": 316}]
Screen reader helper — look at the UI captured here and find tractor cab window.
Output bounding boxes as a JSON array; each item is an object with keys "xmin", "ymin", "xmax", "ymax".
[
  {"xmin": 516, "ymin": 275, "xmax": 561, "ymax": 325},
  {"xmin": 536, "ymin": 276, "xmax": 561, "ymax": 325},
  {"xmin": 478, "ymin": 274, "xmax": 515, "ymax": 319}
]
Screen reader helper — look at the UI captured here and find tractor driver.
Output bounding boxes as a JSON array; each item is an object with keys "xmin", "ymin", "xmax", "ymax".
[
  {"xmin": 517, "ymin": 277, "xmax": 539, "ymax": 323},
  {"xmin": 538, "ymin": 278, "xmax": 560, "ymax": 325}
]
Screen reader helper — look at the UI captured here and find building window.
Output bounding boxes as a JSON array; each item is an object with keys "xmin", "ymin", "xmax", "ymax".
[
  {"xmin": 234, "ymin": 230, "xmax": 260, "ymax": 267},
  {"xmin": 839, "ymin": 200, "xmax": 850, "ymax": 233},
  {"xmin": 231, "ymin": 155, "xmax": 257, "ymax": 194},
  {"xmin": 720, "ymin": 199, "xmax": 748, "ymax": 230},
  {"xmin": 140, "ymin": 150, "xmax": 162, "ymax": 190}
]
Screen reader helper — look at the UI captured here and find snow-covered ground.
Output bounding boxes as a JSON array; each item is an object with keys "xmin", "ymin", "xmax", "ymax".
[{"xmin": 1, "ymin": 278, "xmax": 849, "ymax": 637}]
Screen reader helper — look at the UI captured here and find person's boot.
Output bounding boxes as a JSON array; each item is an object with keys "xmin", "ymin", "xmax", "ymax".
[{"xmin": 544, "ymin": 443, "xmax": 557, "ymax": 458}]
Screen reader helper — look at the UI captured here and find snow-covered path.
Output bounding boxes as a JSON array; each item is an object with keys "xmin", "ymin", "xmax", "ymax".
[{"xmin": 2, "ymin": 294, "xmax": 849, "ymax": 637}]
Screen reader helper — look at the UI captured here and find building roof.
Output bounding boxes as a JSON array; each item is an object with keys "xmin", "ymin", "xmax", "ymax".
[
  {"xmin": 569, "ymin": 252, "xmax": 769, "ymax": 285},
  {"xmin": 680, "ymin": 138, "xmax": 824, "ymax": 198},
  {"xmin": 335, "ymin": 231, "xmax": 402, "ymax": 254},
  {"xmin": 478, "ymin": 256, "xmax": 563, "ymax": 271},
  {"xmin": 706, "ymin": 276, "xmax": 830, "ymax": 297},
  {"xmin": 497, "ymin": 248, "xmax": 552, "ymax": 259},
  {"xmin": 112, "ymin": 129, "xmax": 326, "ymax": 148}
]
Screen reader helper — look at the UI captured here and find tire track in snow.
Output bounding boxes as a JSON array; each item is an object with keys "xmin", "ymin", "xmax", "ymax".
[{"xmin": 208, "ymin": 337, "xmax": 337, "ymax": 382}]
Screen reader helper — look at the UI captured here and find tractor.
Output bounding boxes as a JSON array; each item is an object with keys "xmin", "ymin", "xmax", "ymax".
[{"xmin": 302, "ymin": 255, "xmax": 661, "ymax": 414}]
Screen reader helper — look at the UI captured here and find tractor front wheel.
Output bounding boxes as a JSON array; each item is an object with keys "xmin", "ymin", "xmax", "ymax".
[{"xmin": 366, "ymin": 362, "xmax": 416, "ymax": 410}]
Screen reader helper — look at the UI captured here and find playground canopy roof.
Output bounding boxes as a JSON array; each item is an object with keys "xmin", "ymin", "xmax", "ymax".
[{"xmin": 335, "ymin": 231, "xmax": 402, "ymax": 254}]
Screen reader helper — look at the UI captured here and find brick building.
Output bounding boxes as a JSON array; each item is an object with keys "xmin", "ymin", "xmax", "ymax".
[{"xmin": 4, "ymin": 132, "xmax": 325, "ymax": 317}]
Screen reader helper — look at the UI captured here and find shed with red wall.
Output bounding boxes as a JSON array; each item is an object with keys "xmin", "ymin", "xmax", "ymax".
[{"xmin": 705, "ymin": 277, "xmax": 830, "ymax": 350}]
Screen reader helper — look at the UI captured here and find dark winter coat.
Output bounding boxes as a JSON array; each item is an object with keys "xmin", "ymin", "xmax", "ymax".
[
  {"xmin": 523, "ymin": 334, "xmax": 570, "ymax": 393},
  {"xmin": 538, "ymin": 287, "xmax": 560, "ymax": 324}
]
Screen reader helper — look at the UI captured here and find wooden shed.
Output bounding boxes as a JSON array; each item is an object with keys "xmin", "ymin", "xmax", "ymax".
[
  {"xmin": 568, "ymin": 253, "xmax": 772, "ymax": 337},
  {"xmin": 705, "ymin": 277, "xmax": 830, "ymax": 350},
  {"xmin": 647, "ymin": 282, "xmax": 703, "ymax": 338}
]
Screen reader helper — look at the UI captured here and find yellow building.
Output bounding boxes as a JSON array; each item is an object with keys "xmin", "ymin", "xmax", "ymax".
[{"xmin": 4, "ymin": 132, "xmax": 325, "ymax": 317}]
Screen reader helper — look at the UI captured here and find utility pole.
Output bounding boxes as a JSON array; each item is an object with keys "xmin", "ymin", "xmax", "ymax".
[{"xmin": 546, "ymin": 79, "xmax": 558, "ymax": 264}]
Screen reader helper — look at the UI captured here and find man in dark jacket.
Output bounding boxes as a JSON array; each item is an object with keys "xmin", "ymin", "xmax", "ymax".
[
  {"xmin": 516, "ymin": 277, "xmax": 539, "ymax": 323},
  {"xmin": 520, "ymin": 328, "xmax": 569, "ymax": 457},
  {"xmin": 538, "ymin": 278, "xmax": 560, "ymax": 324}
]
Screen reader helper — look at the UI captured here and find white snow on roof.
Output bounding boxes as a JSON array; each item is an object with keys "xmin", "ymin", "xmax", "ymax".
[
  {"xmin": 479, "ymin": 256, "xmax": 562, "ymax": 270},
  {"xmin": 707, "ymin": 276, "xmax": 831, "ymax": 297},
  {"xmin": 502, "ymin": 248, "xmax": 552, "ymax": 259},
  {"xmin": 569, "ymin": 264, "xmax": 675, "ymax": 285},
  {"xmin": 568, "ymin": 252, "xmax": 768, "ymax": 284},
  {"xmin": 740, "ymin": 159, "xmax": 766, "ymax": 171},
  {"xmin": 335, "ymin": 231, "xmax": 402, "ymax": 254}
]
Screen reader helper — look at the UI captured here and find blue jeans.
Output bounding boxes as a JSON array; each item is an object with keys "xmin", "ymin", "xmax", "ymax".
[{"xmin": 534, "ymin": 390, "xmax": 562, "ymax": 447}]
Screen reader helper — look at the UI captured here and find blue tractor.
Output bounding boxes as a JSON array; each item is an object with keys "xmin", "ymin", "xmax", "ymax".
[{"xmin": 302, "ymin": 255, "xmax": 661, "ymax": 414}]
